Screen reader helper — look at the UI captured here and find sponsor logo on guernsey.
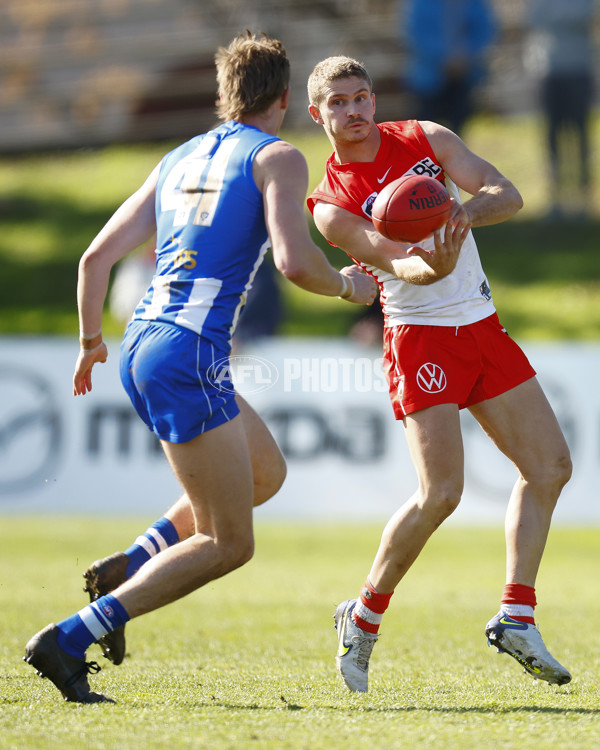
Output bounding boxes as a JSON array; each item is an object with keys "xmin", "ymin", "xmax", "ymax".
[
  {"xmin": 479, "ymin": 279, "xmax": 491, "ymax": 301},
  {"xmin": 416, "ymin": 363, "xmax": 447, "ymax": 393},
  {"xmin": 404, "ymin": 157, "xmax": 442, "ymax": 179}
]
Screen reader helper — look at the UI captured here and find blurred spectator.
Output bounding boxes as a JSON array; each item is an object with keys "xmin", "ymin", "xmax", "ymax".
[
  {"xmin": 399, "ymin": 0, "xmax": 497, "ymax": 135},
  {"xmin": 525, "ymin": 0, "xmax": 598, "ymax": 221}
]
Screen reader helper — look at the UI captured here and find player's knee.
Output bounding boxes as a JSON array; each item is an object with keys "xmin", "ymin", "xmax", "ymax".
[
  {"xmin": 543, "ymin": 449, "xmax": 573, "ymax": 493},
  {"xmin": 525, "ymin": 447, "xmax": 572, "ymax": 494},
  {"xmin": 220, "ymin": 532, "xmax": 255, "ymax": 573},
  {"xmin": 420, "ymin": 482, "xmax": 463, "ymax": 526},
  {"xmin": 434, "ymin": 493, "xmax": 462, "ymax": 525}
]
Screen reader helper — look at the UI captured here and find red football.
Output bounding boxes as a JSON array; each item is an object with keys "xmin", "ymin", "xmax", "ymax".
[{"xmin": 371, "ymin": 174, "xmax": 451, "ymax": 243}]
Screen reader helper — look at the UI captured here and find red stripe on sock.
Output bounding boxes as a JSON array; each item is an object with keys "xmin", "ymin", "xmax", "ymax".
[
  {"xmin": 501, "ymin": 583, "xmax": 537, "ymax": 608},
  {"xmin": 360, "ymin": 581, "xmax": 393, "ymax": 614},
  {"xmin": 353, "ymin": 612, "xmax": 380, "ymax": 634}
]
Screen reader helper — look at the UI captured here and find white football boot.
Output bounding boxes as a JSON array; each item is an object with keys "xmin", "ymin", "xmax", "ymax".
[
  {"xmin": 485, "ymin": 611, "xmax": 571, "ymax": 685},
  {"xmin": 334, "ymin": 599, "xmax": 379, "ymax": 693}
]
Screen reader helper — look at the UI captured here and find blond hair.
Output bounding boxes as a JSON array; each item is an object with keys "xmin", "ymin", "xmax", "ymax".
[
  {"xmin": 307, "ymin": 56, "xmax": 372, "ymax": 108},
  {"xmin": 215, "ymin": 31, "xmax": 290, "ymax": 122}
]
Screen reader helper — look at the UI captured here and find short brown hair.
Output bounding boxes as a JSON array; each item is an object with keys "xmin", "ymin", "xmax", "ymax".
[
  {"xmin": 307, "ymin": 56, "xmax": 372, "ymax": 108},
  {"xmin": 215, "ymin": 31, "xmax": 290, "ymax": 122}
]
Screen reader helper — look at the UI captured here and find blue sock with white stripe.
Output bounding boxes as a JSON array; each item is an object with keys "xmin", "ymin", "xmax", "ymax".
[
  {"xmin": 124, "ymin": 517, "xmax": 179, "ymax": 579},
  {"xmin": 56, "ymin": 594, "xmax": 130, "ymax": 659}
]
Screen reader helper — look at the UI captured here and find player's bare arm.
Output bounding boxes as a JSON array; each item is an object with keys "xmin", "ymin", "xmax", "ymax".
[
  {"xmin": 422, "ymin": 121, "xmax": 524, "ymax": 226},
  {"xmin": 312, "ymin": 200, "xmax": 469, "ymax": 285},
  {"xmin": 73, "ymin": 166, "xmax": 159, "ymax": 396},
  {"xmin": 255, "ymin": 141, "xmax": 377, "ymax": 304}
]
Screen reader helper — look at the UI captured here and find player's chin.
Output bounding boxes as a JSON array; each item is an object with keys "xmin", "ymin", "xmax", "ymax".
[{"xmin": 344, "ymin": 124, "xmax": 369, "ymax": 138}]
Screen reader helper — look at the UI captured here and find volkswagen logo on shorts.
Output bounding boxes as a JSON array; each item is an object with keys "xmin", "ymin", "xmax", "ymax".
[
  {"xmin": 0, "ymin": 364, "xmax": 62, "ymax": 494},
  {"xmin": 208, "ymin": 355, "xmax": 279, "ymax": 395},
  {"xmin": 416, "ymin": 362, "xmax": 447, "ymax": 393}
]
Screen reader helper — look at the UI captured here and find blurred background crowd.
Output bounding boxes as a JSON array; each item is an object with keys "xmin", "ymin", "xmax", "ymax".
[{"xmin": 1, "ymin": 2, "xmax": 597, "ymax": 157}]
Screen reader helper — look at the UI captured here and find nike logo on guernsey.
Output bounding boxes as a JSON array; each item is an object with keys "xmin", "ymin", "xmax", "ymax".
[
  {"xmin": 499, "ymin": 615, "xmax": 529, "ymax": 630},
  {"xmin": 337, "ymin": 609, "xmax": 352, "ymax": 657},
  {"xmin": 377, "ymin": 167, "xmax": 392, "ymax": 184}
]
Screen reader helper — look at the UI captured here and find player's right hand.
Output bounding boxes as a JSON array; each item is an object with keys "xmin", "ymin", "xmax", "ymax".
[{"xmin": 73, "ymin": 342, "xmax": 108, "ymax": 395}]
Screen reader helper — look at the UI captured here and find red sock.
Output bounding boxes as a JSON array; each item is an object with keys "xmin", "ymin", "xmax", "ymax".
[
  {"xmin": 352, "ymin": 580, "xmax": 393, "ymax": 634},
  {"xmin": 501, "ymin": 583, "xmax": 536, "ymax": 625}
]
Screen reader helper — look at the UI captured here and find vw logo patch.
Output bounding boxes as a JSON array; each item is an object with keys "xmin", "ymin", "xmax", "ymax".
[{"xmin": 416, "ymin": 363, "xmax": 447, "ymax": 393}]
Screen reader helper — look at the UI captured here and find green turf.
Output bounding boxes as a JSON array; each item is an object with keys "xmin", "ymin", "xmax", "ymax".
[
  {"xmin": 1, "ymin": 519, "xmax": 598, "ymax": 749},
  {"xmin": 0, "ymin": 113, "xmax": 599, "ymax": 339}
]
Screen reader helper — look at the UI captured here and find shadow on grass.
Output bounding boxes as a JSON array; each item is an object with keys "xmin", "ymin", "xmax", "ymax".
[{"xmin": 173, "ymin": 699, "xmax": 598, "ymax": 716}]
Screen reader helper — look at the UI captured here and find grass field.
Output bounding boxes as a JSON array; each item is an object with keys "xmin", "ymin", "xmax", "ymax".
[
  {"xmin": 1, "ymin": 113, "xmax": 599, "ymax": 339},
  {"xmin": 1, "ymin": 519, "xmax": 599, "ymax": 749}
]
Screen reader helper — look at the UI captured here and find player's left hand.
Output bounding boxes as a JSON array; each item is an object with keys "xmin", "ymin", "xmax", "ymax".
[{"xmin": 73, "ymin": 342, "xmax": 108, "ymax": 395}]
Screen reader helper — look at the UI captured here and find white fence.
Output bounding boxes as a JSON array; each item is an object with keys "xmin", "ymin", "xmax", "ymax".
[{"xmin": 0, "ymin": 336, "xmax": 598, "ymax": 524}]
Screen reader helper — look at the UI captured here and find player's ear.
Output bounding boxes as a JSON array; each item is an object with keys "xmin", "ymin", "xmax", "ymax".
[
  {"xmin": 308, "ymin": 104, "xmax": 323, "ymax": 125},
  {"xmin": 371, "ymin": 92, "xmax": 376, "ymax": 116},
  {"xmin": 280, "ymin": 87, "xmax": 290, "ymax": 110}
]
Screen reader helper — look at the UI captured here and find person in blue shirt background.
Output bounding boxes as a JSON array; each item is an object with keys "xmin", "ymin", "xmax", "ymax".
[
  {"xmin": 524, "ymin": 0, "xmax": 597, "ymax": 221},
  {"xmin": 400, "ymin": 0, "xmax": 497, "ymax": 135}
]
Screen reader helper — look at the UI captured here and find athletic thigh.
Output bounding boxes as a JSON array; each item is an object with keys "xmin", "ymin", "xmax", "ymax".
[
  {"xmin": 161, "ymin": 396, "xmax": 286, "ymax": 538},
  {"xmin": 469, "ymin": 377, "xmax": 570, "ymax": 476},
  {"xmin": 403, "ymin": 403, "xmax": 465, "ymax": 493},
  {"xmin": 161, "ymin": 414, "xmax": 254, "ymax": 537}
]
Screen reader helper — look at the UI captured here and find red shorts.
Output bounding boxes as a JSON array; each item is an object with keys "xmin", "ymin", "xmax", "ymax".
[{"xmin": 382, "ymin": 313, "xmax": 536, "ymax": 420}]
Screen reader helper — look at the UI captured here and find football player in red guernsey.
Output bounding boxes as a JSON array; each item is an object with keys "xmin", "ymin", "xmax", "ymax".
[{"xmin": 307, "ymin": 55, "xmax": 572, "ymax": 693}]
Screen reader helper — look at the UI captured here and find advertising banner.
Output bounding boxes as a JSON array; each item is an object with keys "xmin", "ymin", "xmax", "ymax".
[{"xmin": 1, "ymin": 337, "xmax": 598, "ymax": 524}]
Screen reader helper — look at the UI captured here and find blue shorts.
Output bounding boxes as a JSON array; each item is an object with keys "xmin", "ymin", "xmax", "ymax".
[{"xmin": 120, "ymin": 320, "xmax": 240, "ymax": 443}]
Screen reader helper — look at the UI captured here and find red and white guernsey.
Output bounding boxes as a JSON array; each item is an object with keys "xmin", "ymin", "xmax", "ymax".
[{"xmin": 307, "ymin": 120, "xmax": 496, "ymax": 327}]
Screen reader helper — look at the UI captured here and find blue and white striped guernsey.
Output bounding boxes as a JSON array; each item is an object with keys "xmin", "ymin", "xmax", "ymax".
[{"xmin": 133, "ymin": 121, "xmax": 280, "ymax": 350}]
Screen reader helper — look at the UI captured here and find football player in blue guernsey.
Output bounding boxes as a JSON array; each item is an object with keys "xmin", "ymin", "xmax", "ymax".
[{"xmin": 22, "ymin": 31, "xmax": 378, "ymax": 704}]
